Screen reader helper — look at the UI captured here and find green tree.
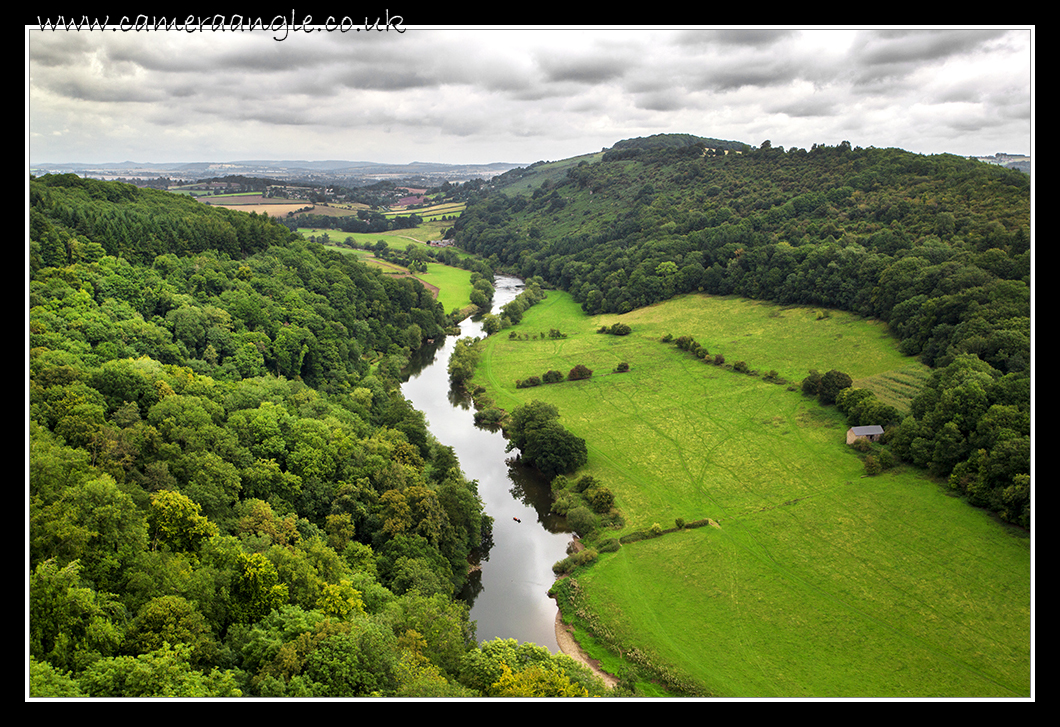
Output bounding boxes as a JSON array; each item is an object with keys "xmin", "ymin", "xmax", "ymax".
[
  {"xmin": 29, "ymin": 559, "xmax": 126, "ymax": 672},
  {"xmin": 506, "ymin": 401, "xmax": 587, "ymax": 479},
  {"xmin": 817, "ymin": 369, "xmax": 853, "ymax": 405},
  {"xmin": 304, "ymin": 622, "xmax": 400, "ymax": 697},
  {"xmin": 29, "ymin": 658, "xmax": 84, "ymax": 697},
  {"xmin": 125, "ymin": 595, "xmax": 219, "ymax": 667},
  {"xmin": 490, "ymin": 662, "xmax": 590, "ymax": 697},
  {"xmin": 32, "ymin": 473, "xmax": 149, "ymax": 592},
  {"xmin": 230, "ymin": 551, "xmax": 289, "ymax": 625},
  {"xmin": 78, "ymin": 643, "xmax": 242, "ymax": 697},
  {"xmin": 316, "ymin": 580, "xmax": 367, "ymax": 620},
  {"xmin": 148, "ymin": 489, "xmax": 218, "ymax": 553}
]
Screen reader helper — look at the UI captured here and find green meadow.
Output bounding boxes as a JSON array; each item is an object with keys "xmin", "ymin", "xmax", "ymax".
[
  {"xmin": 315, "ymin": 245, "xmax": 476, "ymax": 314},
  {"xmin": 473, "ymin": 290, "xmax": 1031, "ymax": 697},
  {"xmin": 415, "ymin": 262, "xmax": 476, "ymax": 314}
]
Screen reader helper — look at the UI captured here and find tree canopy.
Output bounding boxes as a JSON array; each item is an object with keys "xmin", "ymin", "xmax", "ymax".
[{"xmin": 28, "ymin": 174, "xmax": 609, "ymax": 698}]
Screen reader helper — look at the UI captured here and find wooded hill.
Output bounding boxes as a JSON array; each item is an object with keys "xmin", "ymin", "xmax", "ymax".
[
  {"xmin": 454, "ymin": 136, "xmax": 1031, "ymax": 528},
  {"xmin": 28, "ymin": 173, "xmax": 609, "ymax": 697}
]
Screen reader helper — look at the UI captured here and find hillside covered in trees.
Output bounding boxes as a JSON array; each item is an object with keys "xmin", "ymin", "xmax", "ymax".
[
  {"xmin": 27, "ymin": 174, "xmax": 608, "ymax": 697},
  {"xmin": 454, "ymin": 137, "xmax": 1031, "ymax": 528}
]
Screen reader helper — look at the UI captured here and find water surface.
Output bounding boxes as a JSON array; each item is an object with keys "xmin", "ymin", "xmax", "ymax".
[{"xmin": 401, "ymin": 275, "xmax": 571, "ymax": 651}]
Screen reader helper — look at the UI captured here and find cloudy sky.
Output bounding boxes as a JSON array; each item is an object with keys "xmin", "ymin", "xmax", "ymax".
[{"xmin": 27, "ymin": 25, "xmax": 1033, "ymax": 166}]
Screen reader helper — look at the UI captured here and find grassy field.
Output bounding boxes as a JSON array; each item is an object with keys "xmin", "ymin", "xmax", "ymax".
[
  {"xmin": 473, "ymin": 290, "xmax": 1031, "ymax": 697},
  {"xmin": 299, "ymin": 215, "xmax": 459, "ymax": 250},
  {"xmin": 317, "ymin": 246, "xmax": 475, "ymax": 313},
  {"xmin": 383, "ymin": 201, "xmax": 465, "ymax": 221},
  {"xmin": 414, "ymin": 262, "xmax": 476, "ymax": 314}
]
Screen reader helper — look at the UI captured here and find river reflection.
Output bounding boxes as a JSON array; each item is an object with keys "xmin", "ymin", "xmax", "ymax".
[{"xmin": 400, "ymin": 275, "xmax": 572, "ymax": 652}]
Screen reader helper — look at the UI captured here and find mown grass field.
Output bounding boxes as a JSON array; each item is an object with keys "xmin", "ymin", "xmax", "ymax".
[
  {"xmin": 414, "ymin": 262, "xmax": 476, "ymax": 314},
  {"xmin": 473, "ymin": 290, "xmax": 1031, "ymax": 697}
]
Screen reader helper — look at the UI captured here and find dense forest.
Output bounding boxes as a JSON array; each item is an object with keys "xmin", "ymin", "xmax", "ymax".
[
  {"xmin": 27, "ymin": 174, "xmax": 609, "ymax": 697},
  {"xmin": 453, "ymin": 138, "xmax": 1031, "ymax": 528}
]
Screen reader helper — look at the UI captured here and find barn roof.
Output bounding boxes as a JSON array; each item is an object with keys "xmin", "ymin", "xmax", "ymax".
[{"xmin": 849, "ymin": 425, "xmax": 884, "ymax": 436}]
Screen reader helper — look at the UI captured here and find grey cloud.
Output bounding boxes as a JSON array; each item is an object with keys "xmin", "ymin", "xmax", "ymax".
[
  {"xmin": 674, "ymin": 28, "xmax": 798, "ymax": 48},
  {"xmin": 855, "ymin": 28, "xmax": 1009, "ymax": 65},
  {"xmin": 771, "ymin": 95, "xmax": 838, "ymax": 119},
  {"xmin": 849, "ymin": 29, "xmax": 1013, "ymax": 85},
  {"xmin": 693, "ymin": 59, "xmax": 800, "ymax": 92},
  {"xmin": 633, "ymin": 90, "xmax": 690, "ymax": 112},
  {"xmin": 536, "ymin": 51, "xmax": 633, "ymax": 85}
]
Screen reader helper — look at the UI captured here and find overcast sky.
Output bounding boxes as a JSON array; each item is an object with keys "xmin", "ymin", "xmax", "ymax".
[{"xmin": 27, "ymin": 25, "xmax": 1034, "ymax": 166}]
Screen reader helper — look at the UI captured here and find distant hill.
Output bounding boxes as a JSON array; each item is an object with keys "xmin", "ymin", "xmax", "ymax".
[
  {"xmin": 609, "ymin": 132, "xmax": 749, "ymax": 154},
  {"xmin": 29, "ymin": 159, "xmax": 524, "ymax": 186}
]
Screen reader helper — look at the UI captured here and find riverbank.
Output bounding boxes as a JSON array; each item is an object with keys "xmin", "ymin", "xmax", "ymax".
[{"xmin": 554, "ymin": 609, "xmax": 619, "ymax": 690}]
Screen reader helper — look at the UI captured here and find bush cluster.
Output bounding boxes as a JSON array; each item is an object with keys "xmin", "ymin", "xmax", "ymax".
[
  {"xmin": 552, "ymin": 548, "xmax": 599, "ymax": 575},
  {"xmin": 549, "ymin": 474, "xmax": 619, "ymax": 538},
  {"xmin": 515, "ymin": 365, "xmax": 592, "ymax": 389}
]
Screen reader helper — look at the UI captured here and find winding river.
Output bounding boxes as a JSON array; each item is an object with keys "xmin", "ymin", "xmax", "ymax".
[{"xmin": 400, "ymin": 275, "xmax": 572, "ymax": 652}]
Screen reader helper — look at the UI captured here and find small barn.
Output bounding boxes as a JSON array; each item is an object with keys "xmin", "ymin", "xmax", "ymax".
[{"xmin": 846, "ymin": 425, "xmax": 884, "ymax": 445}]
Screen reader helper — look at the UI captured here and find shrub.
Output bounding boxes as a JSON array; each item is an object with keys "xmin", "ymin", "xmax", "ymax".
[
  {"xmin": 675, "ymin": 517, "xmax": 686, "ymax": 530},
  {"xmin": 566, "ymin": 506, "xmax": 599, "ymax": 537},
  {"xmin": 733, "ymin": 360, "xmax": 749, "ymax": 373},
  {"xmin": 712, "ymin": 354, "xmax": 725, "ymax": 366},
  {"xmin": 615, "ymin": 362, "xmax": 630, "ymax": 373},
  {"xmin": 551, "ymin": 492, "xmax": 574, "ymax": 516},
  {"xmin": 573, "ymin": 475, "xmax": 598, "ymax": 493},
  {"xmin": 864, "ymin": 455, "xmax": 882, "ymax": 476},
  {"xmin": 802, "ymin": 369, "xmax": 822, "ymax": 397},
  {"xmin": 649, "ymin": 523, "xmax": 664, "ymax": 537},
  {"xmin": 473, "ymin": 407, "xmax": 506, "ymax": 427},
  {"xmin": 585, "ymin": 485, "xmax": 615, "ymax": 513},
  {"xmin": 542, "ymin": 370, "xmax": 565, "ymax": 384},
  {"xmin": 877, "ymin": 447, "xmax": 896, "ymax": 470},
  {"xmin": 567, "ymin": 364, "xmax": 593, "ymax": 381},
  {"xmin": 516, "ymin": 376, "xmax": 542, "ymax": 389},
  {"xmin": 552, "ymin": 556, "xmax": 574, "ymax": 574},
  {"xmin": 552, "ymin": 548, "xmax": 599, "ymax": 574},
  {"xmin": 597, "ymin": 538, "xmax": 620, "ymax": 553}
]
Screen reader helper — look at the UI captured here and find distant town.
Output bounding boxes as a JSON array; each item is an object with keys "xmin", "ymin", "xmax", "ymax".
[{"xmin": 967, "ymin": 152, "xmax": 1031, "ymax": 174}]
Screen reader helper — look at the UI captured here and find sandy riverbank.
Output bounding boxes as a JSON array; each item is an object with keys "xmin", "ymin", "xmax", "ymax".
[{"xmin": 554, "ymin": 610, "xmax": 619, "ymax": 690}]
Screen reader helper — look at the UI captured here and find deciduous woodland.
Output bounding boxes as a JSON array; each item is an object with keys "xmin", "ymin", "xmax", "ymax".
[
  {"xmin": 28, "ymin": 134, "xmax": 1031, "ymax": 697},
  {"xmin": 28, "ymin": 173, "xmax": 606, "ymax": 697}
]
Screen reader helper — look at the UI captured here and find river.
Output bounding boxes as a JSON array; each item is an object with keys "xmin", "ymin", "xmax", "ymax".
[{"xmin": 400, "ymin": 275, "xmax": 572, "ymax": 652}]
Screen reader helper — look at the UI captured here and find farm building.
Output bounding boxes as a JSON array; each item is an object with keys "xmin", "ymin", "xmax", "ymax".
[{"xmin": 846, "ymin": 425, "xmax": 884, "ymax": 445}]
